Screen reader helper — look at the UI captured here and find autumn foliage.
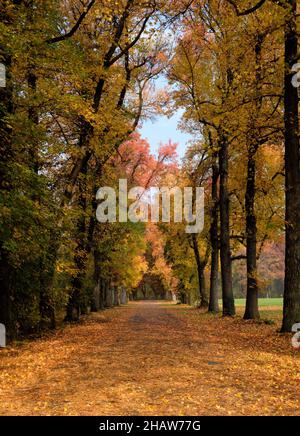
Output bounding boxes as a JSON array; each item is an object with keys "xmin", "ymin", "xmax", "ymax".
[{"xmin": 0, "ymin": 0, "xmax": 299, "ymax": 368}]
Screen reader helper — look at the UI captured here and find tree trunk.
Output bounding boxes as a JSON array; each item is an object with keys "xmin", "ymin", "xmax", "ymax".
[
  {"xmin": 65, "ymin": 161, "xmax": 88, "ymax": 322},
  {"xmin": 105, "ymin": 282, "xmax": 113, "ymax": 307},
  {"xmin": 114, "ymin": 287, "xmax": 120, "ymax": 306},
  {"xmin": 243, "ymin": 34, "xmax": 264, "ymax": 320},
  {"xmin": 91, "ymin": 282, "xmax": 100, "ymax": 312},
  {"xmin": 27, "ymin": 2, "xmax": 39, "ymax": 174},
  {"xmin": 91, "ymin": 284, "xmax": 100, "ymax": 312},
  {"xmin": 218, "ymin": 135, "xmax": 235, "ymax": 316},
  {"xmin": 99, "ymin": 278, "xmax": 105, "ymax": 310},
  {"xmin": 27, "ymin": 34, "xmax": 56, "ymax": 329},
  {"xmin": 120, "ymin": 287, "xmax": 127, "ymax": 305},
  {"xmin": 199, "ymin": 268, "xmax": 206, "ymax": 306},
  {"xmin": 244, "ymin": 144, "xmax": 260, "ymax": 320},
  {"xmin": 282, "ymin": 0, "xmax": 300, "ymax": 332},
  {"xmin": 142, "ymin": 285, "xmax": 146, "ymax": 300},
  {"xmin": 91, "ymin": 250, "xmax": 107, "ymax": 312},
  {"xmin": 192, "ymin": 234, "xmax": 209, "ymax": 308},
  {"xmin": 209, "ymin": 157, "xmax": 220, "ymax": 313},
  {"xmin": 27, "ymin": 71, "xmax": 39, "ymax": 172},
  {"xmin": 0, "ymin": 253, "xmax": 14, "ymax": 339}
]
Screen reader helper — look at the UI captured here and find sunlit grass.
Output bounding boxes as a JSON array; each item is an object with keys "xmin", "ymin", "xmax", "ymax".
[{"xmin": 219, "ymin": 298, "xmax": 283, "ymax": 308}]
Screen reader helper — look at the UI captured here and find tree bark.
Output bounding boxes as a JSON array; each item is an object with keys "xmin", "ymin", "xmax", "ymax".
[
  {"xmin": 244, "ymin": 144, "xmax": 260, "ymax": 319},
  {"xmin": 105, "ymin": 282, "xmax": 113, "ymax": 307},
  {"xmin": 99, "ymin": 278, "xmax": 105, "ymax": 310},
  {"xmin": 218, "ymin": 135, "xmax": 235, "ymax": 316},
  {"xmin": 243, "ymin": 33, "xmax": 264, "ymax": 320},
  {"xmin": 121, "ymin": 287, "xmax": 127, "ymax": 304},
  {"xmin": 209, "ymin": 157, "xmax": 220, "ymax": 313},
  {"xmin": 114, "ymin": 287, "xmax": 120, "ymax": 306},
  {"xmin": 281, "ymin": 0, "xmax": 300, "ymax": 332},
  {"xmin": 0, "ymin": 253, "xmax": 14, "ymax": 339},
  {"xmin": 91, "ymin": 250, "xmax": 100, "ymax": 312},
  {"xmin": 65, "ymin": 160, "xmax": 88, "ymax": 322},
  {"xmin": 27, "ymin": 16, "xmax": 56, "ymax": 328},
  {"xmin": 192, "ymin": 234, "xmax": 209, "ymax": 308}
]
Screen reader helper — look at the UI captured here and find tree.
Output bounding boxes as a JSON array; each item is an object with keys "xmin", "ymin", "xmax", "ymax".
[
  {"xmin": 226, "ymin": 0, "xmax": 300, "ymax": 332},
  {"xmin": 281, "ymin": 0, "xmax": 300, "ymax": 332}
]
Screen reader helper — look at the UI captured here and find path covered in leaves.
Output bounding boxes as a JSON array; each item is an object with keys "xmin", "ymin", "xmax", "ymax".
[{"xmin": 0, "ymin": 301, "xmax": 299, "ymax": 416}]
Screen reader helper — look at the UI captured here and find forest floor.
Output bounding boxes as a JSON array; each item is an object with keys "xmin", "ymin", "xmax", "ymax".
[{"xmin": 0, "ymin": 301, "xmax": 299, "ymax": 416}]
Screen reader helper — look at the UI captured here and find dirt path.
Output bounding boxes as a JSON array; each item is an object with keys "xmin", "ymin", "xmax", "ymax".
[{"xmin": 0, "ymin": 301, "xmax": 299, "ymax": 416}]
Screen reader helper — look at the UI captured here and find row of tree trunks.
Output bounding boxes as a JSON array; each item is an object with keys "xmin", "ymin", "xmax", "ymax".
[
  {"xmin": 213, "ymin": 0, "xmax": 300, "ymax": 327},
  {"xmin": 194, "ymin": 128, "xmax": 259, "ymax": 319},
  {"xmin": 91, "ymin": 253, "xmax": 128, "ymax": 314},
  {"xmin": 0, "ymin": 2, "xmax": 58, "ymax": 335},
  {"xmin": 61, "ymin": 3, "xmax": 148, "ymax": 322},
  {"xmin": 205, "ymin": 134, "xmax": 235, "ymax": 316},
  {"xmin": 92, "ymin": 281, "xmax": 128, "ymax": 313},
  {"xmin": 223, "ymin": 0, "xmax": 300, "ymax": 332}
]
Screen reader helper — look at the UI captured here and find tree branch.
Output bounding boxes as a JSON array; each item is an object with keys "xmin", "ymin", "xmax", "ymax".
[
  {"xmin": 108, "ymin": 13, "xmax": 153, "ymax": 67},
  {"xmin": 227, "ymin": 0, "xmax": 266, "ymax": 16},
  {"xmin": 46, "ymin": 0, "xmax": 96, "ymax": 44},
  {"xmin": 231, "ymin": 255, "xmax": 247, "ymax": 261}
]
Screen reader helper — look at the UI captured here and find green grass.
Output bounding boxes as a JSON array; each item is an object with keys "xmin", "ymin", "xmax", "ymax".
[{"xmin": 219, "ymin": 298, "xmax": 283, "ymax": 308}]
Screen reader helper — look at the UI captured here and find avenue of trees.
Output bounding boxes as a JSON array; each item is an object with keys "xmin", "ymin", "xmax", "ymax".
[{"xmin": 0, "ymin": 0, "xmax": 299, "ymax": 339}]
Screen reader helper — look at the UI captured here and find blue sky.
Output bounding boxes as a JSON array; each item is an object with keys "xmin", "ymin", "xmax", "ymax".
[
  {"xmin": 139, "ymin": 110, "xmax": 192, "ymax": 161},
  {"xmin": 139, "ymin": 75, "xmax": 193, "ymax": 161}
]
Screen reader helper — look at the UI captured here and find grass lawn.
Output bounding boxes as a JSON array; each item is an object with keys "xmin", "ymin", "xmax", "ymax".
[
  {"xmin": 218, "ymin": 297, "xmax": 283, "ymax": 308},
  {"xmin": 232, "ymin": 298, "xmax": 283, "ymax": 307},
  {"xmin": 218, "ymin": 298, "xmax": 283, "ymax": 323}
]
